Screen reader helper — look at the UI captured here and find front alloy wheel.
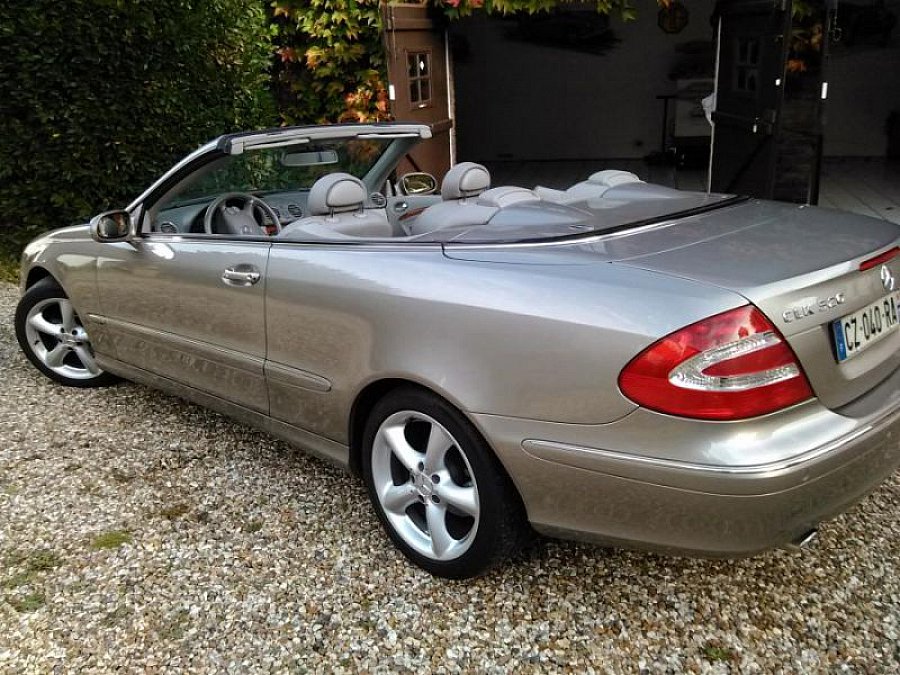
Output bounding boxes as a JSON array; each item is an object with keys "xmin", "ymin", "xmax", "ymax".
[
  {"xmin": 362, "ymin": 387, "xmax": 528, "ymax": 578},
  {"xmin": 15, "ymin": 278, "xmax": 118, "ymax": 387}
]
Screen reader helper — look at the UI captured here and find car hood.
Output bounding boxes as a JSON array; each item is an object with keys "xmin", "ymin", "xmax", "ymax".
[{"xmin": 30, "ymin": 224, "xmax": 92, "ymax": 245}]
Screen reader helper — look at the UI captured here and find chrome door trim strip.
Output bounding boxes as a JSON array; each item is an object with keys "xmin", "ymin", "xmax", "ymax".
[
  {"xmin": 265, "ymin": 361, "xmax": 332, "ymax": 393},
  {"xmin": 522, "ymin": 404, "xmax": 900, "ymax": 477},
  {"xmin": 95, "ymin": 315, "xmax": 265, "ymax": 373}
]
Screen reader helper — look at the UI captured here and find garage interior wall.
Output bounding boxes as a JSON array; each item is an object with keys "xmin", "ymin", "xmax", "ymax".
[
  {"xmin": 451, "ymin": 1, "xmax": 900, "ymax": 163},
  {"xmin": 824, "ymin": 29, "xmax": 900, "ymax": 157},
  {"xmin": 451, "ymin": 1, "xmax": 719, "ymax": 162}
]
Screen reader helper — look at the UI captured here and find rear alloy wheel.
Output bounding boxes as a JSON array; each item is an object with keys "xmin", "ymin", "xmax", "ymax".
[
  {"xmin": 362, "ymin": 387, "xmax": 528, "ymax": 578},
  {"xmin": 15, "ymin": 278, "xmax": 119, "ymax": 388}
]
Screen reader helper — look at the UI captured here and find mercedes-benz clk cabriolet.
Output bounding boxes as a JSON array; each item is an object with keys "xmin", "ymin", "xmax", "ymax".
[{"xmin": 15, "ymin": 123, "xmax": 900, "ymax": 578}]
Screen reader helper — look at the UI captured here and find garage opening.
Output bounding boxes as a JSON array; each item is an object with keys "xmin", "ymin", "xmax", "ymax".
[
  {"xmin": 449, "ymin": 1, "xmax": 719, "ymax": 192},
  {"xmin": 820, "ymin": 0, "xmax": 900, "ymax": 224},
  {"xmin": 443, "ymin": 0, "xmax": 900, "ymax": 223}
]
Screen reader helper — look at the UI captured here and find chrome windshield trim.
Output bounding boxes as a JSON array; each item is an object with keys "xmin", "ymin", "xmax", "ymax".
[{"xmin": 226, "ymin": 124, "xmax": 432, "ymax": 154}]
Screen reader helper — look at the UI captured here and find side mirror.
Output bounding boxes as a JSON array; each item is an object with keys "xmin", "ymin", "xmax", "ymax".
[
  {"xmin": 90, "ymin": 210, "xmax": 132, "ymax": 243},
  {"xmin": 398, "ymin": 172, "xmax": 438, "ymax": 196}
]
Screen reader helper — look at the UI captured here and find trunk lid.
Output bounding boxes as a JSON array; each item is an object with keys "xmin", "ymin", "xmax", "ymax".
[{"xmin": 607, "ymin": 200, "xmax": 900, "ymax": 409}]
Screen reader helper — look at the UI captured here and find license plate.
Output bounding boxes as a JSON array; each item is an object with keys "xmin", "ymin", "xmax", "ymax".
[{"xmin": 832, "ymin": 291, "xmax": 900, "ymax": 362}]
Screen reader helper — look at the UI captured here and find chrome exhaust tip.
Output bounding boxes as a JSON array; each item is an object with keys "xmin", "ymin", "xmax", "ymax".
[{"xmin": 787, "ymin": 529, "xmax": 819, "ymax": 550}]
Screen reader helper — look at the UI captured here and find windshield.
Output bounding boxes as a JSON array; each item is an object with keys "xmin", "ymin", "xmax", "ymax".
[{"xmin": 167, "ymin": 138, "xmax": 392, "ymax": 208}]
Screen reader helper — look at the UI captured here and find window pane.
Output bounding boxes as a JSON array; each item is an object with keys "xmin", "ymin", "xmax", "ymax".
[
  {"xmin": 746, "ymin": 70, "xmax": 757, "ymax": 92},
  {"xmin": 409, "ymin": 81, "xmax": 420, "ymax": 104},
  {"xmin": 407, "ymin": 53, "xmax": 417, "ymax": 78},
  {"xmin": 420, "ymin": 78, "xmax": 430, "ymax": 103},
  {"xmin": 749, "ymin": 39, "xmax": 759, "ymax": 65},
  {"xmin": 418, "ymin": 54, "xmax": 429, "ymax": 77}
]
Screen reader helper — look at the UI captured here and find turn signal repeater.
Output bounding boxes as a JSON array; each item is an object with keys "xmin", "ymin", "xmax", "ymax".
[{"xmin": 618, "ymin": 305, "xmax": 814, "ymax": 420}]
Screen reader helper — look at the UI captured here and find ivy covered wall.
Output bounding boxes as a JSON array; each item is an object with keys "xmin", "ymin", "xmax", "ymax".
[{"xmin": 272, "ymin": 1, "xmax": 391, "ymax": 125}]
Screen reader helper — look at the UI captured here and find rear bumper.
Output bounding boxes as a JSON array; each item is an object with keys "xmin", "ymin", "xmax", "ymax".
[{"xmin": 474, "ymin": 392, "xmax": 900, "ymax": 556}]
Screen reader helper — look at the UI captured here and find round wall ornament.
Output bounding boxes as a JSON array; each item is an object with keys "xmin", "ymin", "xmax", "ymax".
[{"xmin": 658, "ymin": 1, "xmax": 690, "ymax": 34}]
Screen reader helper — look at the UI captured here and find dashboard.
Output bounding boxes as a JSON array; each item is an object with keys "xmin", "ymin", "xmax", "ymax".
[{"xmin": 152, "ymin": 191, "xmax": 312, "ymax": 234}]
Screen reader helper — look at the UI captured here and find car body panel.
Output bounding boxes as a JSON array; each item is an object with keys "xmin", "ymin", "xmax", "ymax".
[
  {"xmin": 94, "ymin": 238, "xmax": 271, "ymax": 413},
  {"xmin": 15, "ymin": 122, "xmax": 900, "ymax": 559},
  {"xmin": 93, "ymin": 351, "xmax": 350, "ymax": 468},
  {"xmin": 20, "ymin": 225, "xmax": 109, "ymax": 350},
  {"xmin": 607, "ymin": 201, "xmax": 900, "ymax": 409},
  {"xmin": 473, "ymin": 365, "xmax": 900, "ymax": 554},
  {"xmin": 446, "ymin": 200, "xmax": 900, "ymax": 409},
  {"xmin": 264, "ymin": 241, "xmax": 750, "ymax": 437}
]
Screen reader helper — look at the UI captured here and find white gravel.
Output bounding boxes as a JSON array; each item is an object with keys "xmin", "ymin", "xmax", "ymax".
[{"xmin": 0, "ymin": 281, "xmax": 898, "ymax": 673}]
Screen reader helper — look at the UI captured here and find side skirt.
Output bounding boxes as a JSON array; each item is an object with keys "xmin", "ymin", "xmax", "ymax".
[{"xmin": 96, "ymin": 354, "xmax": 350, "ymax": 470}]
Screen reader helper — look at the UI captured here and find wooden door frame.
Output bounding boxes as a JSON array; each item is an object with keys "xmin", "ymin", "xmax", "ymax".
[{"xmin": 382, "ymin": 1, "xmax": 456, "ymax": 172}]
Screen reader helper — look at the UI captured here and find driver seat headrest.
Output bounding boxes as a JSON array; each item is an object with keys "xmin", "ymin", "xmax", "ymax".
[
  {"xmin": 441, "ymin": 162, "xmax": 491, "ymax": 201},
  {"xmin": 308, "ymin": 173, "xmax": 367, "ymax": 216}
]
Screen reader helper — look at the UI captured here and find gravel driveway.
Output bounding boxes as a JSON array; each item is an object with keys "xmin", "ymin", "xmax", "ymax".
[{"xmin": 1, "ymin": 281, "xmax": 898, "ymax": 673}]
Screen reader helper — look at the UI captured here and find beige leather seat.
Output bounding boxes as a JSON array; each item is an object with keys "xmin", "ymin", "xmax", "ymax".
[
  {"xmin": 408, "ymin": 162, "xmax": 497, "ymax": 236},
  {"xmin": 278, "ymin": 173, "xmax": 392, "ymax": 240}
]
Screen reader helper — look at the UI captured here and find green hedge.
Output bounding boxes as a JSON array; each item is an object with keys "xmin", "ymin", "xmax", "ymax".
[{"xmin": 0, "ymin": 0, "xmax": 276, "ymax": 235}]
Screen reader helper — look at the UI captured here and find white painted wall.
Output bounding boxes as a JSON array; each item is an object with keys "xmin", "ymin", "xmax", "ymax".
[{"xmin": 452, "ymin": 3, "xmax": 718, "ymax": 161}]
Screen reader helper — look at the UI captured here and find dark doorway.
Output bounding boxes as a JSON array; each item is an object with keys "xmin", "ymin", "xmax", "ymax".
[
  {"xmin": 449, "ymin": 5, "xmax": 718, "ymax": 190},
  {"xmin": 709, "ymin": 0, "xmax": 829, "ymax": 203},
  {"xmin": 818, "ymin": 0, "xmax": 900, "ymax": 224}
]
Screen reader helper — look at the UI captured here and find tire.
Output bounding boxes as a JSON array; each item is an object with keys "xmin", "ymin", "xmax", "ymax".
[
  {"xmin": 14, "ymin": 278, "xmax": 119, "ymax": 388},
  {"xmin": 362, "ymin": 386, "xmax": 529, "ymax": 578}
]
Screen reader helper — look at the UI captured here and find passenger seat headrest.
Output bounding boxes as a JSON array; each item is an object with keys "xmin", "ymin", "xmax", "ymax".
[
  {"xmin": 308, "ymin": 173, "xmax": 367, "ymax": 216},
  {"xmin": 442, "ymin": 162, "xmax": 491, "ymax": 200}
]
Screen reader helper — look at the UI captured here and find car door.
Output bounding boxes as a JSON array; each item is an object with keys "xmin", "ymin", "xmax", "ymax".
[
  {"xmin": 92, "ymin": 122, "xmax": 434, "ymax": 418},
  {"xmin": 95, "ymin": 236, "xmax": 271, "ymax": 414}
]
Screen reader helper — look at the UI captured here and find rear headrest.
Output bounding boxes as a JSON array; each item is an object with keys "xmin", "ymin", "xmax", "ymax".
[
  {"xmin": 308, "ymin": 173, "xmax": 367, "ymax": 216},
  {"xmin": 534, "ymin": 186, "xmax": 569, "ymax": 202},
  {"xmin": 476, "ymin": 186, "xmax": 538, "ymax": 208},
  {"xmin": 587, "ymin": 170, "xmax": 643, "ymax": 188},
  {"xmin": 442, "ymin": 162, "xmax": 491, "ymax": 200}
]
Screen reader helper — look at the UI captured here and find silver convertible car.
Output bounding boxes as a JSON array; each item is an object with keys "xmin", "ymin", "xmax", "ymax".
[{"xmin": 15, "ymin": 123, "xmax": 900, "ymax": 578}]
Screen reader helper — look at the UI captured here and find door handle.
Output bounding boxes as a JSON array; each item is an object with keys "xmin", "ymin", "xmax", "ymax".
[{"xmin": 222, "ymin": 266, "xmax": 261, "ymax": 286}]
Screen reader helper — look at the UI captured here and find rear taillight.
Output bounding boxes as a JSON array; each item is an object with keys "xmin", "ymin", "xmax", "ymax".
[{"xmin": 618, "ymin": 305, "xmax": 813, "ymax": 420}]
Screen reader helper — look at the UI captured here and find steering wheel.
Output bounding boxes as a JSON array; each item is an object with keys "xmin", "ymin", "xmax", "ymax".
[{"xmin": 203, "ymin": 192, "xmax": 282, "ymax": 235}]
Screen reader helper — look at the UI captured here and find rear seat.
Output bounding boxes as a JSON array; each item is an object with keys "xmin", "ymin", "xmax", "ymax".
[{"xmin": 536, "ymin": 169, "xmax": 645, "ymax": 204}]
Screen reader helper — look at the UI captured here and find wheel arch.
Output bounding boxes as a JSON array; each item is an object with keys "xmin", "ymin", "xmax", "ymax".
[
  {"xmin": 24, "ymin": 266, "xmax": 56, "ymax": 290},
  {"xmin": 348, "ymin": 378, "xmax": 429, "ymax": 475},
  {"xmin": 346, "ymin": 377, "xmax": 523, "ymax": 510}
]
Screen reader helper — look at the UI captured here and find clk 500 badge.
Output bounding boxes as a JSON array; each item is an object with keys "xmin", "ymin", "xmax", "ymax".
[{"xmin": 782, "ymin": 293, "xmax": 845, "ymax": 323}]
